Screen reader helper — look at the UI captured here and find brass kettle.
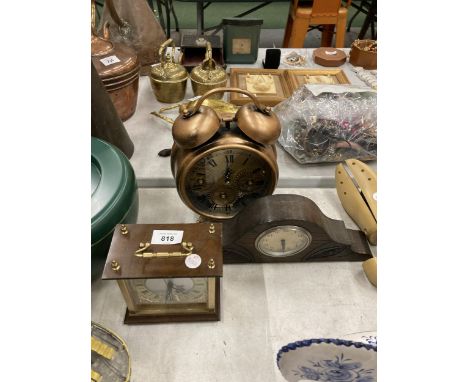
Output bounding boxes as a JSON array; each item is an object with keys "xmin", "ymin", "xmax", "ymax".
[
  {"xmin": 189, "ymin": 42, "xmax": 227, "ymax": 99},
  {"xmin": 173, "ymin": 87, "xmax": 281, "ymax": 149},
  {"xmin": 150, "ymin": 39, "xmax": 188, "ymax": 103}
]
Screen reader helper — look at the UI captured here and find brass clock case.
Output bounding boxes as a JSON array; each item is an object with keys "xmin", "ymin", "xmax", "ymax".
[
  {"xmin": 171, "ymin": 131, "xmax": 278, "ymax": 220},
  {"xmin": 101, "ymin": 223, "xmax": 223, "ymax": 324}
]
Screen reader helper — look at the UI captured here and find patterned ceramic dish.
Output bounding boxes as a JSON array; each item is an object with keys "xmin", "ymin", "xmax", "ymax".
[
  {"xmin": 277, "ymin": 338, "xmax": 377, "ymax": 382},
  {"xmin": 341, "ymin": 331, "xmax": 377, "ymax": 348}
]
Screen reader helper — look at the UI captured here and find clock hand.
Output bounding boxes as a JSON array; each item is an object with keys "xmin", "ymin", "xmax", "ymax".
[
  {"xmin": 165, "ymin": 280, "xmax": 174, "ymax": 302},
  {"xmin": 224, "ymin": 167, "xmax": 232, "ymax": 183},
  {"xmin": 281, "ymin": 239, "xmax": 286, "ymax": 252}
]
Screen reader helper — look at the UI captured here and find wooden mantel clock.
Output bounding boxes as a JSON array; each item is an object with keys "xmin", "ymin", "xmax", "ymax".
[
  {"xmin": 102, "ymin": 223, "xmax": 223, "ymax": 324},
  {"xmin": 222, "ymin": 194, "xmax": 372, "ymax": 263}
]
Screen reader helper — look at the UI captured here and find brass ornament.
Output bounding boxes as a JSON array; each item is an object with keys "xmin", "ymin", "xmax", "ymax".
[
  {"xmin": 151, "ymin": 98, "xmax": 240, "ymax": 125},
  {"xmin": 150, "ymin": 39, "xmax": 188, "ymax": 103}
]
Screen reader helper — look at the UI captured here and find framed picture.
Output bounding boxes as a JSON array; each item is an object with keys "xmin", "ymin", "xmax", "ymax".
[
  {"xmin": 229, "ymin": 68, "xmax": 292, "ymax": 106},
  {"xmin": 286, "ymin": 69, "xmax": 350, "ymax": 92}
]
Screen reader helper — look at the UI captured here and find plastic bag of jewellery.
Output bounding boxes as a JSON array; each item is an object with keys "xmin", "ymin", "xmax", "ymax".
[{"xmin": 273, "ymin": 84, "xmax": 377, "ymax": 164}]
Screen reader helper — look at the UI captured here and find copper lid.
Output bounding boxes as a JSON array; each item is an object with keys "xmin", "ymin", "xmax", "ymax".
[
  {"xmin": 189, "ymin": 42, "xmax": 227, "ymax": 85},
  {"xmin": 150, "ymin": 39, "xmax": 188, "ymax": 82}
]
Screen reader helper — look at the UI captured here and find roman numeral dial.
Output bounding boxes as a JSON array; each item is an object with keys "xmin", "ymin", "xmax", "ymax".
[{"xmin": 184, "ymin": 148, "xmax": 275, "ymax": 219}]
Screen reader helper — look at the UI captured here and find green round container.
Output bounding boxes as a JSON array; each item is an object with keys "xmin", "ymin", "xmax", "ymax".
[{"xmin": 91, "ymin": 138, "xmax": 139, "ymax": 281}]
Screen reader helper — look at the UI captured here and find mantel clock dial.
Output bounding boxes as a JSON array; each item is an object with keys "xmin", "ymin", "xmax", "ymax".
[
  {"xmin": 222, "ymin": 194, "xmax": 372, "ymax": 263},
  {"xmin": 255, "ymin": 225, "xmax": 312, "ymax": 257}
]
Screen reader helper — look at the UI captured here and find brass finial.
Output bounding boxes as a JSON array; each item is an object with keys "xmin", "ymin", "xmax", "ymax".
[
  {"xmin": 209, "ymin": 224, "xmax": 215, "ymax": 234},
  {"xmin": 208, "ymin": 258, "xmax": 215, "ymax": 269},
  {"xmin": 120, "ymin": 224, "xmax": 128, "ymax": 235},
  {"xmin": 111, "ymin": 260, "xmax": 121, "ymax": 272}
]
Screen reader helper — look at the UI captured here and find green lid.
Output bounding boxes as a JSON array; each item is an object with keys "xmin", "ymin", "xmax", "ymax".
[{"xmin": 91, "ymin": 138, "xmax": 138, "ymax": 245}]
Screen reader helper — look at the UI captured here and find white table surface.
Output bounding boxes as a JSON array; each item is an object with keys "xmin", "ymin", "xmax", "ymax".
[
  {"xmin": 125, "ymin": 48, "xmax": 376, "ymax": 188},
  {"xmin": 91, "ymin": 187, "xmax": 377, "ymax": 382},
  {"xmin": 92, "ymin": 48, "xmax": 377, "ymax": 381}
]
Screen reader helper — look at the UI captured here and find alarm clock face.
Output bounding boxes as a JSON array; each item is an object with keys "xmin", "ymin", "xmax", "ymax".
[
  {"xmin": 183, "ymin": 147, "xmax": 276, "ymax": 219},
  {"xmin": 129, "ymin": 278, "xmax": 208, "ymax": 305},
  {"xmin": 255, "ymin": 225, "xmax": 312, "ymax": 257}
]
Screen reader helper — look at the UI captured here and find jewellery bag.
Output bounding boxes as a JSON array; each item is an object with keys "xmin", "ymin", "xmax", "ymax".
[{"xmin": 274, "ymin": 85, "xmax": 377, "ymax": 164}]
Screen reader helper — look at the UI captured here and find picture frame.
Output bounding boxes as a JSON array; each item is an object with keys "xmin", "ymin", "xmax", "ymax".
[
  {"xmin": 285, "ymin": 69, "xmax": 350, "ymax": 92},
  {"xmin": 229, "ymin": 68, "xmax": 291, "ymax": 106}
]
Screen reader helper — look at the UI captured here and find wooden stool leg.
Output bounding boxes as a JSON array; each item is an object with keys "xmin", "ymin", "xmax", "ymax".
[
  {"xmin": 321, "ymin": 25, "xmax": 334, "ymax": 47},
  {"xmin": 335, "ymin": 8, "xmax": 348, "ymax": 48},
  {"xmin": 285, "ymin": 16, "xmax": 309, "ymax": 48},
  {"xmin": 282, "ymin": 14, "xmax": 294, "ymax": 47}
]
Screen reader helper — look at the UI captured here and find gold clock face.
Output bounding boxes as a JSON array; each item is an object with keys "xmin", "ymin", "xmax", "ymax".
[
  {"xmin": 184, "ymin": 147, "xmax": 275, "ymax": 218},
  {"xmin": 232, "ymin": 38, "xmax": 252, "ymax": 54},
  {"xmin": 255, "ymin": 225, "xmax": 312, "ymax": 257},
  {"xmin": 129, "ymin": 278, "xmax": 208, "ymax": 305}
]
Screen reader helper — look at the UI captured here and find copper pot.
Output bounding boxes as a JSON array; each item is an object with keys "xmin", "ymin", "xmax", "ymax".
[{"xmin": 91, "ymin": 17, "xmax": 140, "ymax": 121}]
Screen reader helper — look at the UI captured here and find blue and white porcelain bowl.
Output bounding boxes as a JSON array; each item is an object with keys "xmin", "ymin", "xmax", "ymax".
[{"xmin": 277, "ymin": 338, "xmax": 377, "ymax": 382}]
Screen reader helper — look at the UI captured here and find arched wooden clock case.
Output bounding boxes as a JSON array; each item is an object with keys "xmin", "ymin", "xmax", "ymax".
[{"xmin": 222, "ymin": 194, "xmax": 372, "ymax": 263}]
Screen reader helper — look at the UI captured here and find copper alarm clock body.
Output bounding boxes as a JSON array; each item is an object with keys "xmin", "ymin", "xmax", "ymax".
[{"xmin": 171, "ymin": 129, "xmax": 278, "ymax": 220}]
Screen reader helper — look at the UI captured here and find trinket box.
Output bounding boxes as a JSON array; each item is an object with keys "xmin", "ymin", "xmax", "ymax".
[
  {"xmin": 150, "ymin": 39, "xmax": 189, "ymax": 103},
  {"xmin": 313, "ymin": 47, "xmax": 347, "ymax": 67},
  {"xmin": 189, "ymin": 42, "xmax": 227, "ymax": 99},
  {"xmin": 349, "ymin": 39, "xmax": 377, "ymax": 70},
  {"xmin": 91, "ymin": 25, "xmax": 140, "ymax": 121},
  {"xmin": 91, "ymin": 138, "xmax": 139, "ymax": 281}
]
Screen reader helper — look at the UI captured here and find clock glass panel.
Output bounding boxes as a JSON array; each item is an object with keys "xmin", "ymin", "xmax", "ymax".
[
  {"xmin": 129, "ymin": 277, "xmax": 208, "ymax": 305},
  {"xmin": 255, "ymin": 225, "xmax": 312, "ymax": 257},
  {"xmin": 185, "ymin": 148, "xmax": 274, "ymax": 218}
]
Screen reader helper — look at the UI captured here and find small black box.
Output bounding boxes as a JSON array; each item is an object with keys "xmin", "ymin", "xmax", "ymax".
[{"xmin": 263, "ymin": 48, "xmax": 281, "ymax": 69}]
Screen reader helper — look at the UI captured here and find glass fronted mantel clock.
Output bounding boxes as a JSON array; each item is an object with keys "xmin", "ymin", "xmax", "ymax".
[{"xmin": 102, "ymin": 223, "xmax": 223, "ymax": 324}]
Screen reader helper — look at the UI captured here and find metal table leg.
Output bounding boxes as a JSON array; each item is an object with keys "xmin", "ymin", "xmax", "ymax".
[{"xmin": 197, "ymin": 2, "xmax": 204, "ymax": 35}]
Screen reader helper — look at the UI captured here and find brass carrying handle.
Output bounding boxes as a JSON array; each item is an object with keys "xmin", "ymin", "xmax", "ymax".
[
  {"xmin": 134, "ymin": 241, "xmax": 194, "ymax": 258},
  {"xmin": 201, "ymin": 42, "xmax": 216, "ymax": 71},
  {"xmin": 182, "ymin": 87, "xmax": 270, "ymax": 117},
  {"xmin": 158, "ymin": 38, "xmax": 176, "ymax": 64}
]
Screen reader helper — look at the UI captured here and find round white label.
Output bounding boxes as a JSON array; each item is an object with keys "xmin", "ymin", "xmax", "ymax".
[
  {"xmin": 185, "ymin": 254, "xmax": 202, "ymax": 269},
  {"xmin": 373, "ymin": 192, "xmax": 377, "ymax": 201},
  {"xmin": 325, "ymin": 50, "xmax": 337, "ymax": 55}
]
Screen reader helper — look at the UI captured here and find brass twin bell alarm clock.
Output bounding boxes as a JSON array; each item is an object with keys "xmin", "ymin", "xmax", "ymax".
[{"xmin": 171, "ymin": 87, "xmax": 281, "ymax": 220}]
